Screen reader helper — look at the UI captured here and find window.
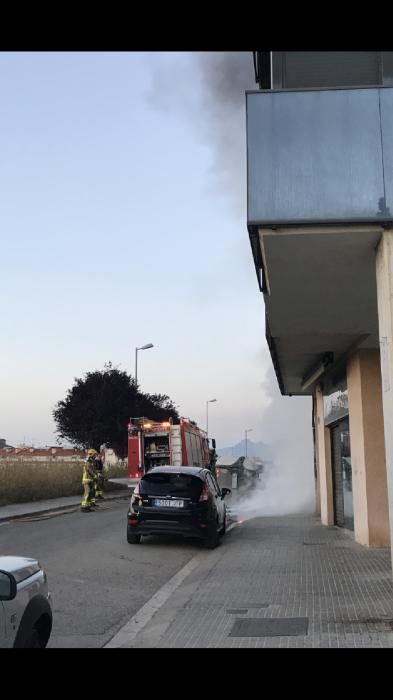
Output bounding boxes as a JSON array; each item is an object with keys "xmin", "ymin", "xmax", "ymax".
[
  {"xmin": 206, "ymin": 473, "xmax": 219, "ymax": 496},
  {"xmin": 185, "ymin": 432, "xmax": 193, "ymax": 465},
  {"xmin": 192, "ymin": 434, "xmax": 202, "ymax": 466},
  {"xmin": 187, "ymin": 432, "xmax": 202, "ymax": 466},
  {"xmin": 324, "ymin": 383, "xmax": 348, "ymax": 426},
  {"xmin": 210, "ymin": 473, "xmax": 221, "ymax": 494},
  {"xmin": 281, "ymin": 52, "xmax": 381, "ymax": 90},
  {"xmin": 140, "ymin": 473, "xmax": 202, "ymax": 499}
]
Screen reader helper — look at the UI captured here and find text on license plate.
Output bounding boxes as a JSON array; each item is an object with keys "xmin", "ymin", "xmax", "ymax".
[{"xmin": 154, "ymin": 499, "xmax": 184, "ymax": 508}]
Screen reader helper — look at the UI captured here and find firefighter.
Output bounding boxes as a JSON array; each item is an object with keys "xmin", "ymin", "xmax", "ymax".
[
  {"xmin": 81, "ymin": 448, "xmax": 97, "ymax": 512},
  {"xmin": 94, "ymin": 452, "xmax": 105, "ymax": 499}
]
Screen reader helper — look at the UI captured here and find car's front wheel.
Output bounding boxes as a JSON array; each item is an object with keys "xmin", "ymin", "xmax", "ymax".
[{"xmin": 127, "ymin": 531, "xmax": 141, "ymax": 544}]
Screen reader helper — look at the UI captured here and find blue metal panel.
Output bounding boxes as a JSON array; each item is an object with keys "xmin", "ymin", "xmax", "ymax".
[
  {"xmin": 247, "ymin": 88, "xmax": 387, "ymax": 225},
  {"xmin": 380, "ymin": 89, "xmax": 393, "ymax": 216}
]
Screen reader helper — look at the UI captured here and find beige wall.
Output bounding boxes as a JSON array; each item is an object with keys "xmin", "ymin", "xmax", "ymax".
[
  {"xmin": 313, "ymin": 396, "xmax": 321, "ymax": 516},
  {"xmin": 315, "ymin": 385, "xmax": 334, "ymax": 525},
  {"xmin": 376, "ymin": 230, "xmax": 393, "ymax": 564},
  {"xmin": 347, "ymin": 350, "xmax": 390, "ymax": 547}
]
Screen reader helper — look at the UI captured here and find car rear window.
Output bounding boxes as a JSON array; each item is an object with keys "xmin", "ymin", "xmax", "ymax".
[{"xmin": 140, "ymin": 473, "xmax": 203, "ymax": 499}]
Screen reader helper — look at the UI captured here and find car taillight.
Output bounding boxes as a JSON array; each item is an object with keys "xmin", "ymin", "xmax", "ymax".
[
  {"xmin": 130, "ymin": 483, "xmax": 141, "ymax": 511},
  {"xmin": 199, "ymin": 484, "xmax": 209, "ymax": 502}
]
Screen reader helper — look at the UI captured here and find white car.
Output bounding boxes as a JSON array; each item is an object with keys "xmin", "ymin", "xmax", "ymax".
[{"xmin": 0, "ymin": 556, "xmax": 52, "ymax": 648}]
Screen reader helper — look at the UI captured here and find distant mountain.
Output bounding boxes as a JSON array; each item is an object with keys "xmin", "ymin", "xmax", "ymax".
[{"xmin": 217, "ymin": 439, "xmax": 273, "ymax": 461}]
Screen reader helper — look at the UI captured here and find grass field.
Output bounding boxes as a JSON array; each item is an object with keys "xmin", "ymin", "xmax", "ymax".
[{"xmin": 0, "ymin": 460, "xmax": 128, "ymax": 506}]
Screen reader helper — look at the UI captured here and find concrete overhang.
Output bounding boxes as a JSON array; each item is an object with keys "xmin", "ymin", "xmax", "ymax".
[{"xmin": 255, "ymin": 225, "xmax": 384, "ymax": 395}]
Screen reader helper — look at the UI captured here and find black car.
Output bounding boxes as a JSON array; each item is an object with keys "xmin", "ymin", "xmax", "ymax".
[{"xmin": 127, "ymin": 466, "xmax": 231, "ymax": 549}]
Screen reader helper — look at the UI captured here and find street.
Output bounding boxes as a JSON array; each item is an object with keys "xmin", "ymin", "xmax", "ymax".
[
  {"xmin": 2, "ymin": 496, "xmax": 393, "ymax": 647},
  {"xmin": 0, "ymin": 496, "xmax": 212, "ymax": 648}
]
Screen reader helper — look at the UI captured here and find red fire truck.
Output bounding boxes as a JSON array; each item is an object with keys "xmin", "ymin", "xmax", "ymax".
[{"xmin": 127, "ymin": 417, "xmax": 215, "ymax": 478}]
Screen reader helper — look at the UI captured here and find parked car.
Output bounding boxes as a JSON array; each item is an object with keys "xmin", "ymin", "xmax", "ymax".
[
  {"xmin": 127, "ymin": 466, "xmax": 231, "ymax": 549},
  {"xmin": 0, "ymin": 556, "xmax": 53, "ymax": 648}
]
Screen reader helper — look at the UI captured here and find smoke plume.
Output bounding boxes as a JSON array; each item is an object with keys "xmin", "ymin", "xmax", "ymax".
[
  {"xmin": 147, "ymin": 53, "xmax": 315, "ymax": 514},
  {"xmin": 146, "ymin": 52, "xmax": 255, "ymax": 216}
]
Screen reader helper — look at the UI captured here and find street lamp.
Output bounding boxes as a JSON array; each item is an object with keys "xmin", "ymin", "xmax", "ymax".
[
  {"xmin": 245, "ymin": 428, "xmax": 253, "ymax": 458},
  {"xmin": 135, "ymin": 343, "xmax": 154, "ymax": 389},
  {"xmin": 206, "ymin": 398, "xmax": 217, "ymax": 438}
]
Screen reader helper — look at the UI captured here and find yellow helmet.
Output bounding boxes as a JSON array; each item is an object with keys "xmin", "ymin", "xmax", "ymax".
[{"xmin": 87, "ymin": 448, "xmax": 97, "ymax": 457}]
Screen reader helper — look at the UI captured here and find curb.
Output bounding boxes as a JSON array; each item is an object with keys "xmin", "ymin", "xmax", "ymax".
[{"xmin": 0, "ymin": 488, "xmax": 133, "ymax": 524}]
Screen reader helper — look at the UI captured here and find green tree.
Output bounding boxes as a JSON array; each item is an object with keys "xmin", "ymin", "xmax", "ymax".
[{"xmin": 53, "ymin": 363, "xmax": 179, "ymax": 459}]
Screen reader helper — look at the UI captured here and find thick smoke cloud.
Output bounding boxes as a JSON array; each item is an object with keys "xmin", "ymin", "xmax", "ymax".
[
  {"xmin": 232, "ymin": 363, "xmax": 315, "ymax": 518},
  {"xmin": 193, "ymin": 53, "xmax": 315, "ymax": 514},
  {"xmin": 194, "ymin": 52, "xmax": 255, "ymax": 216},
  {"xmin": 146, "ymin": 52, "xmax": 255, "ymax": 216},
  {"xmin": 147, "ymin": 52, "xmax": 315, "ymax": 514}
]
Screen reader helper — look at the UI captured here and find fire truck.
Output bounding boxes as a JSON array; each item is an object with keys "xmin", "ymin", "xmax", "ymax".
[{"xmin": 127, "ymin": 417, "xmax": 216, "ymax": 478}]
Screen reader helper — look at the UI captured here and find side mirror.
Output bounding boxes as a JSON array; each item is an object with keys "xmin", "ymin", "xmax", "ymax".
[
  {"xmin": 211, "ymin": 439, "xmax": 216, "ymax": 449},
  {"xmin": 0, "ymin": 570, "xmax": 17, "ymax": 601},
  {"xmin": 221, "ymin": 488, "xmax": 231, "ymax": 498}
]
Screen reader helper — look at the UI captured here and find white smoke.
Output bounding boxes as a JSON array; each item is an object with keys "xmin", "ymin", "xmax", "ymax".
[
  {"xmin": 230, "ymin": 454, "xmax": 315, "ymax": 521},
  {"xmin": 193, "ymin": 52, "xmax": 255, "ymax": 216},
  {"xmin": 146, "ymin": 52, "xmax": 255, "ymax": 217},
  {"xmin": 228, "ymin": 363, "xmax": 315, "ymax": 520},
  {"xmin": 146, "ymin": 53, "xmax": 316, "ymax": 516}
]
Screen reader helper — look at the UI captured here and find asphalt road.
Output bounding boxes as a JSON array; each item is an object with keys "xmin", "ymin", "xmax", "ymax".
[{"xmin": 0, "ymin": 496, "xmax": 205, "ymax": 648}]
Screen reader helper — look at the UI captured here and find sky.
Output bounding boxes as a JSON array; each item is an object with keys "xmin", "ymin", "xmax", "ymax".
[{"xmin": 0, "ymin": 52, "xmax": 313, "ymax": 485}]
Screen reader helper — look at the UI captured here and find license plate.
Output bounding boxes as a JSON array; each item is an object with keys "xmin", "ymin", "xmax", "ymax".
[{"xmin": 153, "ymin": 498, "xmax": 184, "ymax": 508}]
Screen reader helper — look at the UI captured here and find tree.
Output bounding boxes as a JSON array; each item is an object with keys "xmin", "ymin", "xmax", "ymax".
[{"xmin": 53, "ymin": 363, "xmax": 179, "ymax": 459}]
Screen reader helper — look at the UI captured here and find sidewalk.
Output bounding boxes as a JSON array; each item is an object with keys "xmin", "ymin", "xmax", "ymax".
[
  {"xmin": 0, "ymin": 479, "xmax": 137, "ymax": 522},
  {"xmin": 107, "ymin": 514, "xmax": 393, "ymax": 648}
]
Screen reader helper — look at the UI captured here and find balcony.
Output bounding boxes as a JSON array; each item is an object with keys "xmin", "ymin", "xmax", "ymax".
[
  {"xmin": 246, "ymin": 86, "xmax": 390, "ymax": 395},
  {"xmin": 247, "ymin": 86, "xmax": 393, "ymax": 227}
]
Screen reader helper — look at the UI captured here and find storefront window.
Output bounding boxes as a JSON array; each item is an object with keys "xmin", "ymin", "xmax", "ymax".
[
  {"xmin": 324, "ymin": 386, "xmax": 348, "ymax": 425},
  {"xmin": 341, "ymin": 419, "xmax": 353, "ymax": 531},
  {"xmin": 323, "ymin": 378, "xmax": 353, "ymax": 530}
]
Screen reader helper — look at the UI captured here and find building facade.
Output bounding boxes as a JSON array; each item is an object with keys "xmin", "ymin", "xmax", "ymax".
[{"xmin": 247, "ymin": 52, "xmax": 393, "ymax": 563}]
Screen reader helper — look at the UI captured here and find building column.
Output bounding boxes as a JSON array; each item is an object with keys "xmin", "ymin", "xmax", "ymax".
[
  {"xmin": 314, "ymin": 385, "xmax": 334, "ymax": 525},
  {"xmin": 312, "ymin": 396, "xmax": 321, "ymax": 516},
  {"xmin": 376, "ymin": 231, "xmax": 393, "ymax": 561},
  {"xmin": 347, "ymin": 350, "xmax": 390, "ymax": 547}
]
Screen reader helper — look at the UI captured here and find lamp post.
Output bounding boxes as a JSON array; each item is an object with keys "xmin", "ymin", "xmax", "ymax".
[
  {"xmin": 245, "ymin": 428, "xmax": 253, "ymax": 458},
  {"xmin": 206, "ymin": 398, "xmax": 217, "ymax": 438},
  {"xmin": 135, "ymin": 343, "xmax": 154, "ymax": 389}
]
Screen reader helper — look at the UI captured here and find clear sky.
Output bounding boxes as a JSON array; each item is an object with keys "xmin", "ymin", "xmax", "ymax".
[{"xmin": 0, "ymin": 52, "xmax": 312, "ymax": 460}]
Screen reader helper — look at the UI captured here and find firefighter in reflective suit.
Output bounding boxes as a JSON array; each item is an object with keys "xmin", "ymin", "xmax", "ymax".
[
  {"xmin": 81, "ymin": 449, "xmax": 97, "ymax": 512},
  {"xmin": 94, "ymin": 452, "xmax": 105, "ymax": 499}
]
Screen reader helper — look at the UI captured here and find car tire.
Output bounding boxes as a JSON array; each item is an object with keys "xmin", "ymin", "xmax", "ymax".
[
  {"xmin": 127, "ymin": 532, "xmax": 141, "ymax": 544},
  {"xmin": 17, "ymin": 628, "xmax": 43, "ymax": 649},
  {"xmin": 28, "ymin": 629, "xmax": 43, "ymax": 648},
  {"xmin": 205, "ymin": 521, "xmax": 219, "ymax": 549}
]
